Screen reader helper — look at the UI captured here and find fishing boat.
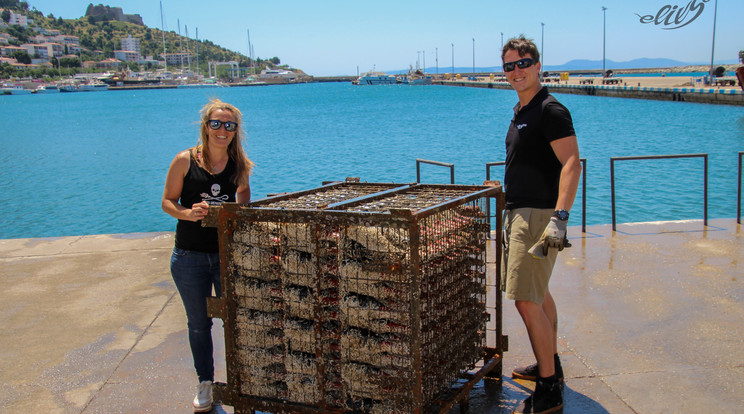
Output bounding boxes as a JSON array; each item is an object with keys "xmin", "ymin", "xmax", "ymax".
[
  {"xmin": 77, "ymin": 80, "xmax": 109, "ymax": 92},
  {"xmin": 399, "ymin": 68, "xmax": 433, "ymax": 85},
  {"xmin": 1, "ymin": 84, "xmax": 32, "ymax": 95},
  {"xmin": 353, "ymin": 72, "xmax": 397, "ymax": 85},
  {"xmin": 35, "ymin": 84, "xmax": 60, "ymax": 93},
  {"xmin": 58, "ymin": 81, "xmax": 78, "ymax": 92}
]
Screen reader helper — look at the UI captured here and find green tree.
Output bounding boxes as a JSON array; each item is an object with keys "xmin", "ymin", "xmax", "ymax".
[
  {"xmin": 269, "ymin": 57, "xmax": 280, "ymax": 65},
  {"xmin": 1, "ymin": 9, "xmax": 10, "ymax": 24},
  {"xmin": 739, "ymin": 50, "xmax": 743, "ymax": 64},
  {"xmin": 10, "ymin": 50, "xmax": 31, "ymax": 64},
  {"xmin": 59, "ymin": 56, "xmax": 81, "ymax": 68},
  {"xmin": 6, "ymin": 24, "xmax": 34, "ymax": 42},
  {"xmin": 18, "ymin": 1, "xmax": 27, "ymax": 10},
  {"xmin": 0, "ymin": 62, "xmax": 15, "ymax": 79}
]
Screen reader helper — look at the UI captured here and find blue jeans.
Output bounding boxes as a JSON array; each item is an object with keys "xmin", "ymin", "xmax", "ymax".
[{"xmin": 170, "ymin": 247, "xmax": 221, "ymax": 383}]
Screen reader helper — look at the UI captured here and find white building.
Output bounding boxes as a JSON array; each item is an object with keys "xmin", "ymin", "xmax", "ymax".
[
  {"xmin": 114, "ymin": 50, "xmax": 140, "ymax": 62},
  {"xmin": 53, "ymin": 35, "xmax": 80, "ymax": 54},
  {"xmin": 137, "ymin": 56, "xmax": 163, "ymax": 67},
  {"xmin": 0, "ymin": 9, "xmax": 28, "ymax": 27},
  {"xmin": 120, "ymin": 35, "xmax": 141, "ymax": 54},
  {"xmin": 0, "ymin": 45, "xmax": 24, "ymax": 57},
  {"xmin": 20, "ymin": 43, "xmax": 49, "ymax": 59},
  {"xmin": 164, "ymin": 52, "xmax": 191, "ymax": 66}
]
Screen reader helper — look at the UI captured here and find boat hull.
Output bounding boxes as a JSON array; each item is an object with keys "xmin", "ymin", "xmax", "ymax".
[
  {"xmin": 36, "ymin": 86, "xmax": 60, "ymax": 93},
  {"xmin": 77, "ymin": 84, "xmax": 109, "ymax": 92},
  {"xmin": 353, "ymin": 72, "xmax": 398, "ymax": 85},
  {"xmin": 1, "ymin": 87, "xmax": 32, "ymax": 95}
]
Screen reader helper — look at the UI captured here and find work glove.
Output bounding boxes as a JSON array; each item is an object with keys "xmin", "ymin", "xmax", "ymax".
[{"xmin": 528, "ymin": 217, "xmax": 571, "ymax": 259}]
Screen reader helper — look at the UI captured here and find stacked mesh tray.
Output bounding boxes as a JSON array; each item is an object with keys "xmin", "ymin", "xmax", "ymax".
[{"xmin": 209, "ymin": 181, "xmax": 503, "ymax": 414}]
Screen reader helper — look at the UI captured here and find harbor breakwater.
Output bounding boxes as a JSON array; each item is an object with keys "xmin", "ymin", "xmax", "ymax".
[{"xmin": 435, "ymin": 79, "xmax": 744, "ymax": 106}]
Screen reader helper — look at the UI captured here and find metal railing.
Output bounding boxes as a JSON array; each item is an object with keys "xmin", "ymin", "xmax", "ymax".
[
  {"xmin": 416, "ymin": 159, "xmax": 455, "ymax": 184},
  {"xmin": 738, "ymin": 152, "xmax": 743, "ymax": 224},
  {"xmin": 486, "ymin": 159, "xmax": 587, "ymax": 233},
  {"xmin": 610, "ymin": 153, "xmax": 708, "ymax": 231}
]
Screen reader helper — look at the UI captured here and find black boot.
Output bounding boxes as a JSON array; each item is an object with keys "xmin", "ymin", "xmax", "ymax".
[
  {"xmin": 512, "ymin": 354, "xmax": 564, "ymax": 383},
  {"xmin": 512, "ymin": 376, "xmax": 563, "ymax": 414}
]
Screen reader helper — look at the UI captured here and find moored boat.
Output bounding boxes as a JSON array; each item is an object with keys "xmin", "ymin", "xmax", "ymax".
[
  {"xmin": 1, "ymin": 84, "xmax": 33, "ymax": 95},
  {"xmin": 176, "ymin": 83, "xmax": 224, "ymax": 89},
  {"xmin": 399, "ymin": 68, "xmax": 433, "ymax": 85},
  {"xmin": 353, "ymin": 72, "xmax": 397, "ymax": 85},
  {"xmin": 35, "ymin": 84, "xmax": 60, "ymax": 93},
  {"xmin": 77, "ymin": 80, "xmax": 109, "ymax": 92},
  {"xmin": 58, "ymin": 81, "xmax": 77, "ymax": 92}
]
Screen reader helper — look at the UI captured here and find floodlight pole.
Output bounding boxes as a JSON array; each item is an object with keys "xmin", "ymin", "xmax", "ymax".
[
  {"xmin": 602, "ymin": 6, "xmax": 607, "ymax": 76},
  {"xmin": 709, "ymin": 0, "xmax": 718, "ymax": 77}
]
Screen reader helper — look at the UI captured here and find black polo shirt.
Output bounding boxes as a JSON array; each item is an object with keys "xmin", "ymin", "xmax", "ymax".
[{"xmin": 504, "ymin": 87, "xmax": 575, "ymax": 210}]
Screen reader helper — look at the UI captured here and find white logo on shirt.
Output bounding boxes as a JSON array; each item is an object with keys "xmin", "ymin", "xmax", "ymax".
[
  {"xmin": 517, "ymin": 123, "xmax": 528, "ymax": 130},
  {"xmin": 201, "ymin": 183, "xmax": 229, "ymax": 205}
]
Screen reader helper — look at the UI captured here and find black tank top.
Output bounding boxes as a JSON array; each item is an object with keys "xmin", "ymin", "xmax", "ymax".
[{"xmin": 175, "ymin": 153, "xmax": 238, "ymax": 252}]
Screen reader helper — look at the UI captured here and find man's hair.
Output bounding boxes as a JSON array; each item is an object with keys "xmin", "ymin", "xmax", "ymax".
[{"xmin": 501, "ymin": 35, "xmax": 540, "ymax": 62}]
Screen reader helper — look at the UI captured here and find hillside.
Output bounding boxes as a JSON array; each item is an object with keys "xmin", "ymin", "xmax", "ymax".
[{"xmin": 0, "ymin": 1, "xmax": 290, "ymax": 78}]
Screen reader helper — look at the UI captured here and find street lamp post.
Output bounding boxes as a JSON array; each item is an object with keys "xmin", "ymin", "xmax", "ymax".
[
  {"xmin": 540, "ymin": 23, "xmax": 545, "ymax": 80},
  {"xmin": 435, "ymin": 47, "xmax": 438, "ymax": 74},
  {"xmin": 451, "ymin": 43, "xmax": 454, "ymax": 74},
  {"xmin": 472, "ymin": 38, "xmax": 475, "ymax": 75},
  {"xmin": 423, "ymin": 50, "xmax": 426, "ymax": 74},
  {"xmin": 709, "ymin": 0, "xmax": 718, "ymax": 78},
  {"xmin": 501, "ymin": 32, "xmax": 504, "ymax": 51},
  {"xmin": 602, "ymin": 6, "xmax": 607, "ymax": 76}
]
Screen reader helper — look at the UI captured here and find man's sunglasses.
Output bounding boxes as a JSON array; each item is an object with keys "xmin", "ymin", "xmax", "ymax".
[
  {"xmin": 208, "ymin": 119, "xmax": 238, "ymax": 132},
  {"xmin": 503, "ymin": 58, "xmax": 535, "ymax": 72}
]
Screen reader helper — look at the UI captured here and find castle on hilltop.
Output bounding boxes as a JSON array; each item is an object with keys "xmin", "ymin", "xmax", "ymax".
[{"xmin": 85, "ymin": 4, "xmax": 144, "ymax": 26}]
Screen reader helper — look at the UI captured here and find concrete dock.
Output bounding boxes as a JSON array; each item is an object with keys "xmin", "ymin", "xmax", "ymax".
[
  {"xmin": 1, "ymin": 218, "xmax": 743, "ymax": 413},
  {"xmin": 437, "ymin": 75, "xmax": 744, "ymax": 106}
]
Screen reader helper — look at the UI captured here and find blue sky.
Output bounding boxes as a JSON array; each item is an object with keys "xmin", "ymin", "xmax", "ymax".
[{"xmin": 25, "ymin": 0, "xmax": 742, "ymax": 76}]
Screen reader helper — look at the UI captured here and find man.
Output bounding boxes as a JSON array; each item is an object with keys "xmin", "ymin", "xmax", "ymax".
[{"xmin": 501, "ymin": 36, "xmax": 581, "ymax": 414}]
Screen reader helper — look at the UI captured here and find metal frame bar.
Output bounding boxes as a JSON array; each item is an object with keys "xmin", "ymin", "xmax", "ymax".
[
  {"xmin": 416, "ymin": 159, "xmax": 455, "ymax": 184},
  {"xmin": 738, "ymin": 152, "xmax": 743, "ymax": 224},
  {"xmin": 610, "ymin": 153, "xmax": 708, "ymax": 231},
  {"xmin": 486, "ymin": 159, "xmax": 587, "ymax": 233},
  {"xmin": 249, "ymin": 181, "xmax": 404, "ymax": 207}
]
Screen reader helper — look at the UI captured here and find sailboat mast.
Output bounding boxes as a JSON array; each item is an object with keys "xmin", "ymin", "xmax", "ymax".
[
  {"xmin": 247, "ymin": 29, "xmax": 252, "ymax": 76},
  {"xmin": 196, "ymin": 27, "xmax": 199, "ymax": 77},
  {"xmin": 160, "ymin": 1, "xmax": 167, "ymax": 70},
  {"xmin": 178, "ymin": 18, "xmax": 183, "ymax": 71},
  {"xmin": 185, "ymin": 25, "xmax": 190, "ymax": 72}
]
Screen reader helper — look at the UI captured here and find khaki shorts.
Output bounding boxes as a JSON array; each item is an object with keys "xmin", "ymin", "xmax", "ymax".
[{"xmin": 502, "ymin": 207, "xmax": 558, "ymax": 304}]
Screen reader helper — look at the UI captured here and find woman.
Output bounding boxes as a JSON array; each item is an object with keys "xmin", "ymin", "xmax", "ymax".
[{"xmin": 161, "ymin": 98, "xmax": 253, "ymax": 412}]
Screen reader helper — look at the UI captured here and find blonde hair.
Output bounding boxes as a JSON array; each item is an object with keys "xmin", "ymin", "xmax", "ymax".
[{"xmin": 195, "ymin": 98, "xmax": 253, "ymax": 187}]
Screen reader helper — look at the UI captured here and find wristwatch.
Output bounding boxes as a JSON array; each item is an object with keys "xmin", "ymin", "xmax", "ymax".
[{"xmin": 553, "ymin": 209, "xmax": 569, "ymax": 221}]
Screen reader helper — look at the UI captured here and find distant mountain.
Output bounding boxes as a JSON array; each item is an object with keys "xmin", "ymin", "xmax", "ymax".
[{"xmin": 388, "ymin": 57, "xmax": 739, "ymax": 74}]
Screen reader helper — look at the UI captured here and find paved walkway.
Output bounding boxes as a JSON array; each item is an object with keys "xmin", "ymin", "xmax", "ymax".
[{"xmin": 1, "ymin": 218, "xmax": 742, "ymax": 413}]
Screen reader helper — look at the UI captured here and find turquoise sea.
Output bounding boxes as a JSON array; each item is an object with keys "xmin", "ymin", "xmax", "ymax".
[{"xmin": 1, "ymin": 82, "xmax": 743, "ymax": 239}]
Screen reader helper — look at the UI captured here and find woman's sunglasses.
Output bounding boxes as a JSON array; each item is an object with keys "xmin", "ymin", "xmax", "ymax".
[
  {"xmin": 208, "ymin": 119, "xmax": 238, "ymax": 132},
  {"xmin": 503, "ymin": 58, "xmax": 535, "ymax": 73}
]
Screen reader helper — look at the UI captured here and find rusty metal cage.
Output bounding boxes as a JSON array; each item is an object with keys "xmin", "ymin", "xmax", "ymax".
[{"xmin": 206, "ymin": 180, "xmax": 505, "ymax": 413}]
